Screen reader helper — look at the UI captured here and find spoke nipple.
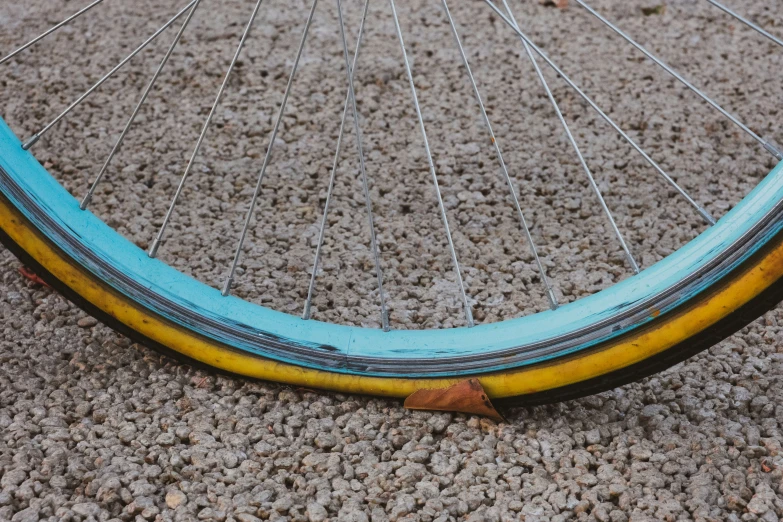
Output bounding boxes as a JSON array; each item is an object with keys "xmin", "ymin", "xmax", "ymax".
[
  {"xmin": 221, "ymin": 278, "xmax": 233, "ymax": 297},
  {"xmin": 21, "ymin": 134, "xmax": 40, "ymax": 150},
  {"xmin": 763, "ymin": 140, "xmax": 783, "ymax": 162},
  {"xmin": 701, "ymin": 208, "xmax": 717, "ymax": 226},
  {"xmin": 303, "ymin": 298, "xmax": 314, "ymax": 320},
  {"xmin": 79, "ymin": 195, "xmax": 92, "ymax": 211},
  {"xmin": 382, "ymin": 311, "xmax": 391, "ymax": 332},
  {"xmin": 148, "ymin": 239, "xmax": 161, "ymax": 259},
  {"xmin": 547, "ymin": 288, "xmax": 559, "ymax": 311}
]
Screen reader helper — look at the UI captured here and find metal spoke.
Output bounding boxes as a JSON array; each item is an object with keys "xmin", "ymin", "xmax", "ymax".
[
  {"xmin": 21, "ymin": 0, "xmax": 198, "ymax": 151},
  {"xmin": 337, "ymin": 0, "xmax": 389, "ymax": 332},
  {"xmin": 389, "ymin": 0, "xmax": 475, "ymax": 326},
  {"xmin": 303, "ymin": 0, "xmax": 370, "ymax": 324},
  {"xmin": 336, "ymin": 0, "xmax": 390, "ymax": 330},
  {"xmin": 574, "ymin": 0, "xmax": 783, "ymax": 161},
  {"xmin": 148, "ymin": 0, "xmax": 265, "ymax": 258},
  {"xmin": 0, "ymin": 0, "xmax": 108, "ymax": 66},
  {"xmin": 479, "ymin": 1, "xmax": 714, "ymax": 226},
  {"xmin": 441, "ymin": 0, "xmax": 558, "ymax": 310},
  {"xmin": 706, "ymin": 0, "xmax": 783, "ymax": 50},
  {"xmin": 302, "ymin": 0, "xmax": 391, "ymax": 329},
  {"xmin": 80, "ymin": 0, "xmax": 203, "ymax": 211},
  {"xmin": 222, "ymin": 0, "xmax": 319, "ymax": 296},
  {"xmin": 499, "ymin": 0, "xmax": 640, "ymax": 274}
]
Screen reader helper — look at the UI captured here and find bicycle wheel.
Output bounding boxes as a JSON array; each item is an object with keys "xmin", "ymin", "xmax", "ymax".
[{"xmin": 1, "ymin": 0, "xmax": 782, "ymax": 404}]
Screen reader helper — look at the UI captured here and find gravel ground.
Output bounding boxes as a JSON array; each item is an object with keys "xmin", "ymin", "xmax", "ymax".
[{"xmin": 2, "ymin": 0, "xmax": 783, "ymax": 520}]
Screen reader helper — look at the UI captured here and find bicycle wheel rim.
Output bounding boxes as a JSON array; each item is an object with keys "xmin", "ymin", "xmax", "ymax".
[{"xmin": 3, "ymin": 115, "xmax": 783, "ymax": 385}]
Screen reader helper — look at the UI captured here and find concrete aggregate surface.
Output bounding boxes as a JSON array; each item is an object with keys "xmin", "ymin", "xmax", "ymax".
[{"xmin": 2, "ymin": 0, "xmax": 783, "ymax": 520}]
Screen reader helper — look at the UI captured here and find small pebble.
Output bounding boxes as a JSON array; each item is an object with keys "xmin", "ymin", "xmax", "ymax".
[{"xmin": 77, "ymin": 316, "xmax": 98, "ymax": 328}]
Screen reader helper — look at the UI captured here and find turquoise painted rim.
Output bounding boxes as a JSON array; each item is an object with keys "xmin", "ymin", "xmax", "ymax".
[{"xmin": 2, "ymin": 116, "xmax": 783, "ymax": 376}]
